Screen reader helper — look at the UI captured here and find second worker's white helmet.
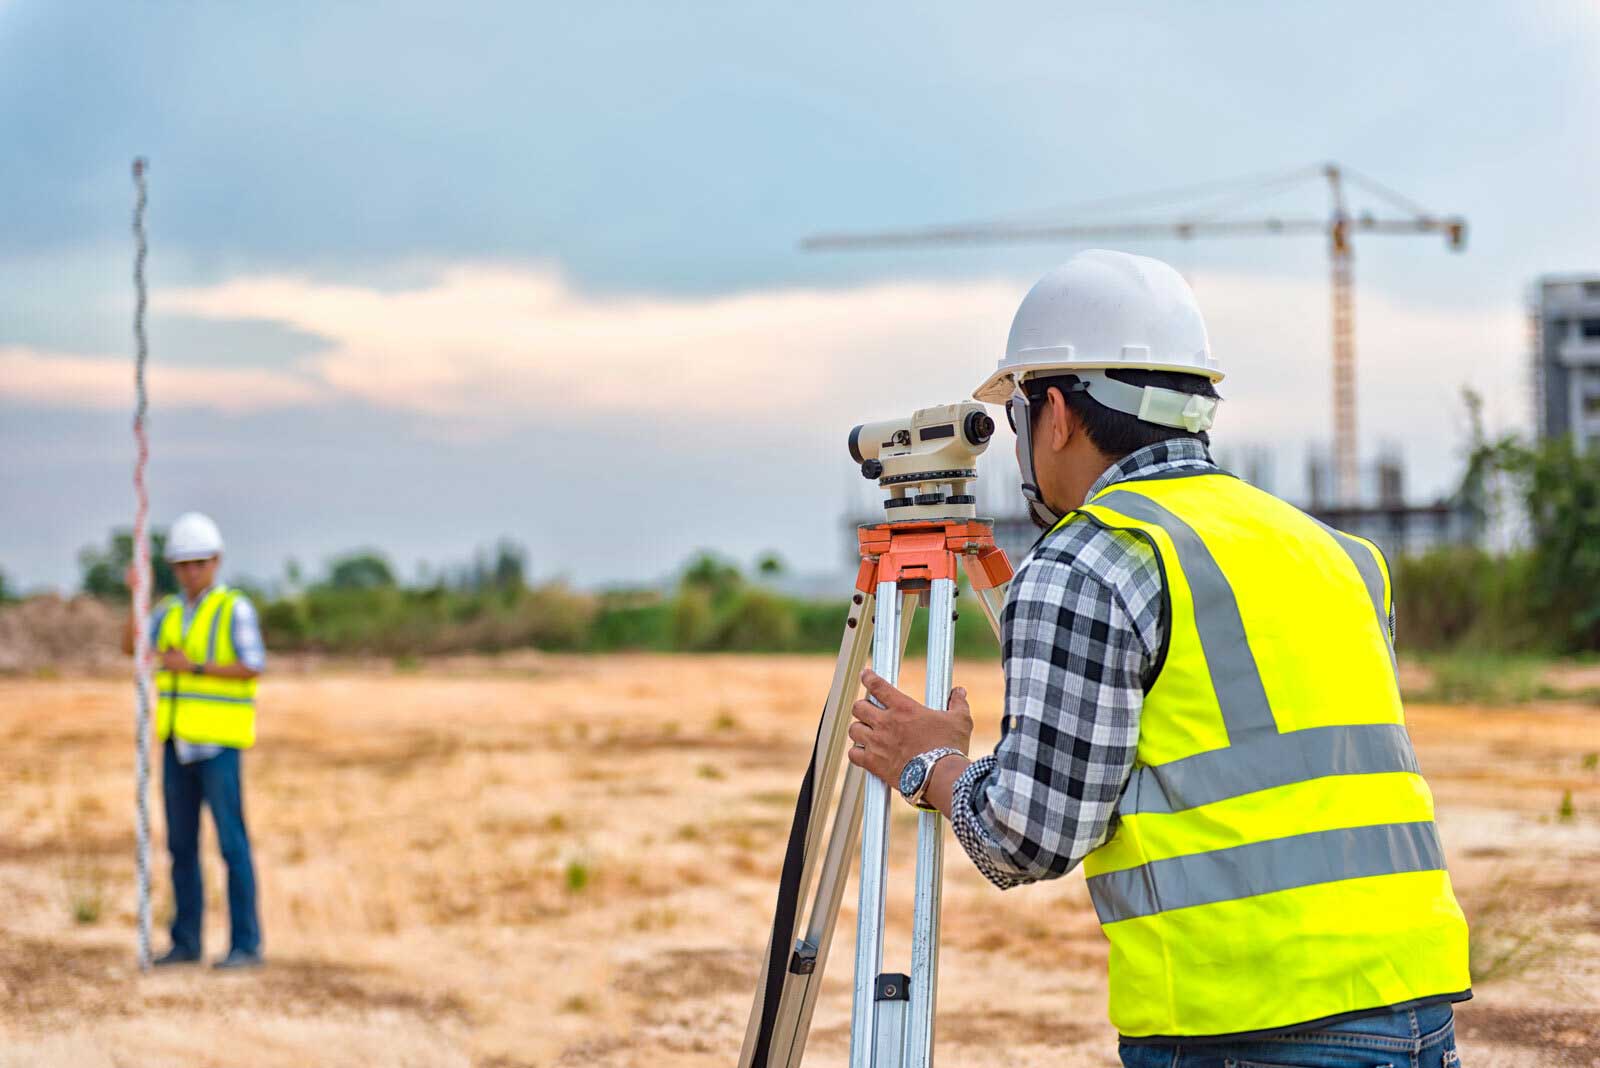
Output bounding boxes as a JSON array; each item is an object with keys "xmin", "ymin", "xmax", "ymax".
[
  {"xmin": 973, "ymin": 249, "xmax": 1223, "ymax": 433},
  {"xmin": 165, "ymin": 512, "xmax": 225, "ymax": 562}
]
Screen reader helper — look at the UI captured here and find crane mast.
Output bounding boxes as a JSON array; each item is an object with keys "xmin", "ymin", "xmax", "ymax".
[
  {"xmin": 1327, "ymin": 165, "xmax": 1358, "ymax": 503},
  {"xmin": 803, "ymin": 163, "xmax": 1466, "ymax": 507}
]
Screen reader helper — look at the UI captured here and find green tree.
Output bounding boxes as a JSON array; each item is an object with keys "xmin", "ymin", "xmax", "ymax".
[
  {"xmin": 681, "ymin": 553, "xmax": 743, "ymax": 603},
  {"xmin": 1475, "ymin": 432, "xmax": 1600, "ymax": 651},
  {"xmin": 0, "ymin": 567, "xmax": 14, "ymax": 604},
  {"xmin": 78, "ymin": 529, "xmax": 176, "ymax": 600},
  {"xmin": 1461, "ymin": 385, "xmax": 1600, "ymax": 654},
  {"xmin": 756, "ymin": 552, "xmax": 786, "ymax": 578},
  {"xmin": 492, "ymin": 539, "xmax": 527, "ymax": 592},
  {"xmin": 322, "ymin": 551, "xmax": 397, "ymax": 591}
]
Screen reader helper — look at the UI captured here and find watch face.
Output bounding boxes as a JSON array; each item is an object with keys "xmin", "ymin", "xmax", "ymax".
[{"xmin": 899, "ymin": 759, "xmax": 927, "ymax": 798}]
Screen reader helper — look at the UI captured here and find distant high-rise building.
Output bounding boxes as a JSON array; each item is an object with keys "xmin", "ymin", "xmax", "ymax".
[{"xmin": 1532, "ymin": 273, "xmax": 1600, "ymax": 452}]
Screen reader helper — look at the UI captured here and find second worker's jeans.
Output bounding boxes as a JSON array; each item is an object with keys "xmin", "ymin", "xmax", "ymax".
[{"xmin": 163, "ymin": 740, "xmax": 261, "ymax": 957}]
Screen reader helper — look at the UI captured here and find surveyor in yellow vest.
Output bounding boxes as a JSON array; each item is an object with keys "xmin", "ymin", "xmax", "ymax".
[
  {"xmin": 122, "ymin": 511, "xmax": 264, "ymax": 969},
  {"xmin": 846, "ymin": 251, "xmax": 1470, "ymax": 1066}
]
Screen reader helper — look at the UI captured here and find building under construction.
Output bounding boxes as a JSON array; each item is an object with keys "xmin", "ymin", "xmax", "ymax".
[
  {"xmin": 1531, "ymin": 273, "xmax": 1600, "ymax": 453},
  {"xmin": 1300, "ymin": 452, "xmax": 1482, "ymax": 564}
]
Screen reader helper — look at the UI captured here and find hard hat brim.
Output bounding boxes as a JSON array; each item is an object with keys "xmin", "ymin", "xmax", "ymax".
[
  {"xmin": 164, "ymin": 550, "xmax": 221, "ymax": 563},
  {"xmin": 973, "ymin": 356, "xmax": 1225, "ymax": 405}
]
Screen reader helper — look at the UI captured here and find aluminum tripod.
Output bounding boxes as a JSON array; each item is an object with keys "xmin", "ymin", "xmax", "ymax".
[{"xmin": 740, "ymin": 518, "xmax": 1012, "ymax": 1068}]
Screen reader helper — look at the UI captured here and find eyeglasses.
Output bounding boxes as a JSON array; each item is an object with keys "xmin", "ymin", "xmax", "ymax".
[
  {"xmin": 1005, "ymin": 378, "xmax": 1087, "ymax": 433},
  {"xmin": 1004, "ymin": 395, "xmax": 1021, "ymax": 433}
]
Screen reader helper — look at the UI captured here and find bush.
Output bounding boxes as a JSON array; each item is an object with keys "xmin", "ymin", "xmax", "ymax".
[
  {"xmin": 259, "ymin": 598, "xmax": 310, "ymax": 645},
  {"xmin": 93, "ymin": 535, "xmax": 1005, "ymax": 660},
  {"xmin": 258, "ymin": 580, "xmax": 598, "ymax": 656},
  {"xmin": 792, "ymin": 600, "xmax": 854, "ymax": 651},
  {"xmin": 511, "ymin": 584, "xmax": 595, "ymax": 650},
  {"xmin": 709, "ymin": 590, "xmax": 799, "ymax": 651},
  {"xmin": 1393, "ymin": 549, "xmax": 1544, "ymax": 654},
  {"xmin": 671, "ymin": 587, "xmax": 716, "ymax": 650},
  {"xmin": 589, "ymin": 595, "xmax": 674, "ymax": 651}
]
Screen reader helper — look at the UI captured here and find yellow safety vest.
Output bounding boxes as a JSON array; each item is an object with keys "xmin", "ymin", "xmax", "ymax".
[
  {"xmin": 1057, "ymin": 471, "xmax": 1469, "ymax": 1039},
  {"xmin": 154, "ymin": 585, "xmax": 258, "ymax": 749}
]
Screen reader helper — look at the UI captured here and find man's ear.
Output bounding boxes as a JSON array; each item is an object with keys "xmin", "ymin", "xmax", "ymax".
[{"xmin": 1045, "ymin": 386, "xmax": 1075, "ymax": 451}]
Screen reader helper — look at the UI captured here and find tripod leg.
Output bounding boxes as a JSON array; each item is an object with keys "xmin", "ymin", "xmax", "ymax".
[
  {"xmin": 771, "ymin": 591, "xmax": 915, "ymax": 1068},
  {"xmin": 742, "ymin": 589, "xmax": 920, "ymax": 1068},
  {"xmin": 768, "ymin": 592, "xmax": 919, "ymax": 1068},
  {"xmin": 849, "ymin": 579, "xmax": 907, "ymax": 1068},
  {"xmin": 740, "ymin": 587, "xmax": 877, "ymax": 1068},
  {"xmin": 961, "ymin": 555, "xmax": 1010, "ymax": 643},
  {"xmin": 906, "ymin": 576, "xmax": 958, "ymax": 1067}
]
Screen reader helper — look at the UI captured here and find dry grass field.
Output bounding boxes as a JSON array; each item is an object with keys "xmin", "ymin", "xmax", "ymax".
[{"xmin": 2, "ymin": 654, "xmax": 1598, "ymax": 1067}]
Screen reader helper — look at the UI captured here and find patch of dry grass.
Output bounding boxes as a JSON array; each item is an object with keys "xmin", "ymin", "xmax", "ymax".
[{"xmin": 1, "ymin": 659, "xmax": 1596, "ymax": 1067}]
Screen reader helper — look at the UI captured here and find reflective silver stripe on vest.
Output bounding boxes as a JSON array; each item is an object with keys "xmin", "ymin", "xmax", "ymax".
[
  {"xmin": 1094, "ymin": 490, "xmax": 1278, "ymax": 740},
  {"xmin": 206, "ymin": 589, "xmax": 233, "ymax": 664},
  {"xmin": 1318, "ymin": 525, "xmax": 1398, "ymax": 679},
  {"xmin": 1124, "ymin": 722, "xmax": 1422, "ymax": 815},
  {"xmin": 1087, "ymin": 820, "xmax": 1445, "ymax": 925},
  {"xmin": 157, "ymin": 691, "xmax": 254, "ymax": 705}
]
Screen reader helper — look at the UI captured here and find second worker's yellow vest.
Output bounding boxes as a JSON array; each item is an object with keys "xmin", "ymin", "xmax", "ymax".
[
  {"xmin": 1058, "ymin": 471, "xmax": 1469, "ymax": 1039},
  {"xmin": 155, "ymin": 585, "xmax": 258, "ymax": 749}
]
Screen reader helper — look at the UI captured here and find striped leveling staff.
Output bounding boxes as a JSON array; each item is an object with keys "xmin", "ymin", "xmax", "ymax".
[{"xmin": 130, "ymin": 157, "xmax": 154, "ymax": 972}]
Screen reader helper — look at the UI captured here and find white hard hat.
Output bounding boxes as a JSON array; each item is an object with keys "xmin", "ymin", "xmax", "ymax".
[
  {"xmin": 165, "ymin": 512, "xmax": 224, "ymax": 562},
  {"xmin": 973, "ymin": 250, "xmax": 1223, "ymax": 426}
]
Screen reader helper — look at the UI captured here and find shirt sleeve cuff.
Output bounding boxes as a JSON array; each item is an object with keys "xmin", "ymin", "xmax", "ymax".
[{"xmin": 948, "ymin": 755, "xmax": 1027, "ymax": 890}]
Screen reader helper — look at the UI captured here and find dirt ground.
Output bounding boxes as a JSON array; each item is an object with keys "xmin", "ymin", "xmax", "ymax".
[{"xmin": 2, "ymin": 655, "xmax": 1597, "ymax": 1067}]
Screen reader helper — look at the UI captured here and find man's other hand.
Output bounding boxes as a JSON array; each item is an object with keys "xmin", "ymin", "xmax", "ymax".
[
  {"xmin": 160, "ymin": 648, "xmax": 195, "ymax": 673},
  {"xmin": 847, "ymin": 669, "xmax": 973, "ymax": 786}
]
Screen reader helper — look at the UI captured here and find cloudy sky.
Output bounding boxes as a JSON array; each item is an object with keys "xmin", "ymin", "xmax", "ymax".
[{"xmin": 3, "ymin": 1, "xmax": 1595, "ymax": 591}]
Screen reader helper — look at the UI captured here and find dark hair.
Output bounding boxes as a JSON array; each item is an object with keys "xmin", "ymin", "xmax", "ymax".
[{"xmin": 1028, "ymin": 368, "xmax": 1219, "ymax": 459}]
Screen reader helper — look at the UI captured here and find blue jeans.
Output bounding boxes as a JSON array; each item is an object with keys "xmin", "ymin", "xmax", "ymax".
[
  {"xmin": 1119, "ymin": 1003, "xmax": 1460, "ymax": 1068},
  {"xmin": 163, "ymin": 741, "xmax": 261, "ymax": 956}
]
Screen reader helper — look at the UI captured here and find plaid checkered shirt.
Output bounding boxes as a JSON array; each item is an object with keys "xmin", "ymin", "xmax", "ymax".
[{"xmin": 948, "ymin": 438, "xmax": 1218, "ymax": 889}]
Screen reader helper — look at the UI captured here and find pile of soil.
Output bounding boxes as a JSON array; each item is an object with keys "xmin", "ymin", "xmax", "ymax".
[{"xmin": 0, "ymin": 595, "xmax": 123, "ymax": 674}]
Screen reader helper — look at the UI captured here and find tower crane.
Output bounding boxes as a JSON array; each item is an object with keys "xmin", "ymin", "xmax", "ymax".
[{"xmin": 803, "ymin": 163, "xmax": 1467, "ymax": 505}]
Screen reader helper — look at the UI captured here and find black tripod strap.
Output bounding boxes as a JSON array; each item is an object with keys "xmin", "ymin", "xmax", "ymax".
[{"xmin": 747, "ymin": 708, "xmax": 827, "ymax": 1067}]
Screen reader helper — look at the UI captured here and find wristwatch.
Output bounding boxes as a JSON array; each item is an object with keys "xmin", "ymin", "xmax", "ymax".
[
  {"xmin": 898, "ymin": 747, "xmax": 963, "ymax": 811},
  {"xmin": 192, "ymin": 662, "xmax": 206, "ymax": 676}
]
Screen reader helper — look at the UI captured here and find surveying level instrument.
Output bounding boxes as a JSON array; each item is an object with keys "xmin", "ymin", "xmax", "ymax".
[{"xmin": 740, "ymin": 402, "xmax": 1014, "ymax": 1068}]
